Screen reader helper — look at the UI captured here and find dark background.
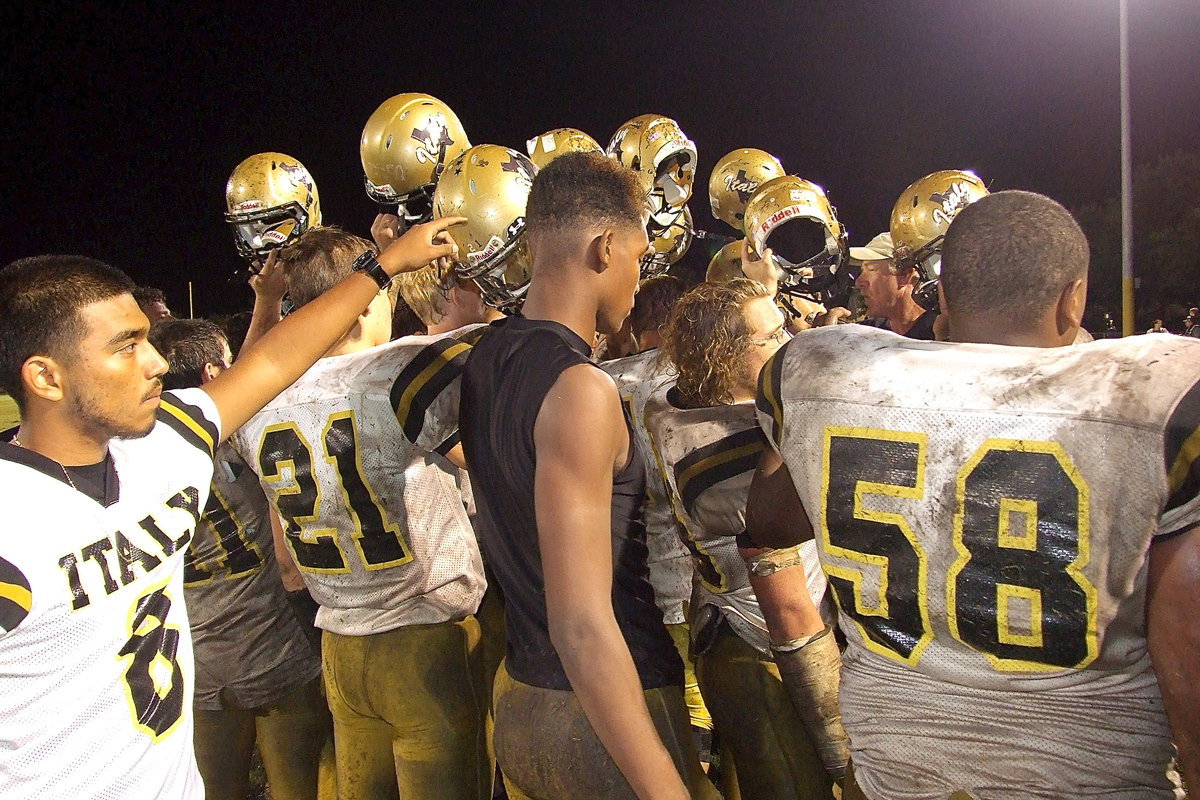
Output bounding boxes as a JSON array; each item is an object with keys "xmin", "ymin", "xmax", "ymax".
[{"xmin": 3, "ymin": 1, "xmax": 1198, "ymax": 326}]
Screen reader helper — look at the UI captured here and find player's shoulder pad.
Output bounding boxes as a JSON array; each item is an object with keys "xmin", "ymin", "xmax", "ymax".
[{"xmin": 157, "ymin": 389, "xmax": 219, "ymax": 459}]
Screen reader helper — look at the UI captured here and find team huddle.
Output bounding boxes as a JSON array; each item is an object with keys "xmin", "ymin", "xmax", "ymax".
[{"xmin": 0, "ymin": 92, "xmax": 1197, "ymax": 800}]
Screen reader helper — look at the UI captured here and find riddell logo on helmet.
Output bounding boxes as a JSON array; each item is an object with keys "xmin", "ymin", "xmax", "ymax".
[
  {"xmin": 236, "ymin": 201, "xmax": 264, "ymax": 212},
  {"xmin": 468, "ymin": 235, "xmax": 505, "ymax": 268},
  {"xmin": 760, "ymin": 204, "xmax": 814, "ymax": 234}
]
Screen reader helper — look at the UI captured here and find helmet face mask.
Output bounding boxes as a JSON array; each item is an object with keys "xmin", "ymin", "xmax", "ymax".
[
  {"xmin": 225, "ymin": 153, "xmax": 322, "ymax": 267},
  {"xmin": 641, "ymin": 207, "xmax": 693, "ymax": 279},
  {"xmin": 433, "ymin": 144, "xmax": 536, "ymax": 313}
]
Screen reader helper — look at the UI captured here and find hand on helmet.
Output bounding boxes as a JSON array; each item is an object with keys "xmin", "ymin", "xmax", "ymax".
[
  {"xmin": 740, "ymin": 239, "xmax": 780, "ymax": 297},
  {"xmin": 370, "ymin": 213, "xmax": 403, "ymax": 251},
  {"xmin": 249, "ymin": 251, "xmax": 287, "ymax": 302},
  {"xmin": 378, "ymin": 216, "xmax": 464, "ymax": 277}
]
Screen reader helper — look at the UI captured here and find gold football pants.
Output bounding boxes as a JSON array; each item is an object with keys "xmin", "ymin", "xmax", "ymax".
[
  {"xmin": 322, "ymin": 616, "xmax": 489, "ymax": 800},
  {"xmin": 696, "ymin": 621, "xmax": 834, "ymax": 800},
  {"xmin": 192, "ymin": 676, "xmax": 335, "ymax": 800}
]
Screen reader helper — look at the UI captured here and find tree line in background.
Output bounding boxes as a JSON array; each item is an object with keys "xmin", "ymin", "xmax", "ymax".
[{"xmin": 1074, "ymin": 150, "xmax": 1200, "ymax": 333}]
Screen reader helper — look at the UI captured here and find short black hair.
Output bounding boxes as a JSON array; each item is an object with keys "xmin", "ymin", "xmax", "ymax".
[
  {"xmin": 525, "ymin": 151, "xmax": 645, "ymax": 241},
  {"xmin": 148, "ymin": 318, "xmax": 228, "ymax": 391},
  {"xmin": 630, "ymin": 275, "xmax": 686, "ymax": 338},
  {"xmin": 0, "ymin": 255, "xmax": 136, "ymax": 409},
  {"xmin": 132, "ymin": 286, "xmax": 167, "ymax": 308},
  {"xmin": 941, "ymin": 190, "xmax": 1088, "ymax": 327}
]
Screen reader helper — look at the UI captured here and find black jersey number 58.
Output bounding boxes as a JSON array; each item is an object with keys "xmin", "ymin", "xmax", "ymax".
[{"xmin": 821, "ymin": 428, "xmax": 1097, "ymax": 672}]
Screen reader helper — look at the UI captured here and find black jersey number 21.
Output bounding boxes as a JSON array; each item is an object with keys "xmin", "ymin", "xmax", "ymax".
[{"xmin": 821, "ymin": 428, "xmax": 1097, "ymax": 672}]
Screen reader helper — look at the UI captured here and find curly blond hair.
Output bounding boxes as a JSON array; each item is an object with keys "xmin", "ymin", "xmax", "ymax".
[
  {"xmin": 661, "ymin": 278, "xmax": 771, "ymax": 408},
  {"xmin": 393, "ymin": 262, "xmax": 452, "ymax": 328}
]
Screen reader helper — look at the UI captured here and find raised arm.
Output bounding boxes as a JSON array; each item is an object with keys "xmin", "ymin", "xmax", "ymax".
[
  {"xmin": 239, "ymin": 250, "xmax": 288, "ymax": 355},
  {"xmin": 534, "ymin": 364, "xmax": 689, "ymax": 800},
  {"xmin": 1147, "ymin": 524, "xmax": 1200, "ymax": 789},
  {"xmin": 203, "ymin": 217, "xmax": 463, "ymax": 440}
]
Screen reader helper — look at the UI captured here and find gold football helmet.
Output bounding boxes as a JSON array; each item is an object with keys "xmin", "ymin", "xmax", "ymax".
[
  {"xmin": 224, "ymin": 153, "xmax": 322, "ymax": 265},
  {"xmin": 742, "ymin": 175, "xmax": 847, "ymax": 297},
  {"xmin": 360, "ymin": 93, "xmax": 471, "ymax": 225},
  {"xmin": 433, "ymin": 144, "xmax": 537, "ymax": 313},
  {"xmin": 606, "ymin": 114, "xmax": 697, "ymax": 230},
  {"xmin": 641, "ymin": 207, "xmax": 694, "ymax": 278},
  {"xmin": 708, "ymin": 149, "xmax": 786, "ymax": 230},
  {"xmin": 705, "ymin": 239, "xmax": 745, "ymax": 283},
  {"xmin": 526, "ymin": 128, "xmax": 603, "ymax": 170},
  {"xmin": 890, "ymin": 169, "xmax": 988, "ymax": 308}
]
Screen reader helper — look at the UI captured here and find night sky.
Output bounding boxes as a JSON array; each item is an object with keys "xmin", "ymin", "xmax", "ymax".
[{"xmin": 3, "ymin": 1, "xmax": 1198, "ymax": 318}]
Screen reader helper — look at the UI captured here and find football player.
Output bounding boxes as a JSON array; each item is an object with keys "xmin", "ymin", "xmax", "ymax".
[
  {"xmin": 646, "ymin": 279, "xmax": 844, "ymax": 798},
  {"xmin": 360, "ymin": 93, "xmax": 471, "ymax": 251},
  {"xmin": 0, "ymin": 219, "xmax": 461, "ymax": 798},
  {"xmin": 228, "ymin": 226, "xmax": 490, "ymax": 800},
  {"xmin": 459, "ymin": 152, "xmax": 718, "ymax": 800},
  {"xmin": 148, "ymin": 318, "xmax": 333, "ymax": 800},
  {"xmin": 748, "ymin": 190, "xmax": 1200, "ymax": 798}
]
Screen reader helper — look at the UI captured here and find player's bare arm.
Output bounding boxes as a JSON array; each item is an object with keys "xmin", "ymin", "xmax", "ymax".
[
  {"xmin": 745, "ymin": 445, "xmax": 813, "ymax": 549},
  {"xmin": 533, "ymin": 363, "xmax": 689, "ymax": 800},
  {"xmin": 203, "ymin": 217, "xmax": 463, "ymax": 439},
  {"xmin": 1147, "ymin": 523, "xmax": 1200, "ymax": 790},
  {"xmin": 239, "ymin": 250, "xmax": 286, "ymax": 354}
]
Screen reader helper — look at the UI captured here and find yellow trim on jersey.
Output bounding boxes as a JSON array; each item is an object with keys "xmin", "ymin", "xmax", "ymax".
[
  {"xmin": 323, "ymin": 410, "xmax": 414, "ymax": 571},
  {"xmin": 674, "ymin": 440, "xmax": 765, "ymax": 506},
  {"xmin": 160, "ymin": 399, "xmax": 215, "ymax": 456},
  {"xmin": 0, "ymin": 581, "xmax": 32, "ymax": 612},
  {"xmin": 947, "ymin": 439, "xmax": 1097, "ymax": 673},
  {"xmin": 820, "ymin": 426, "xmax": 933, "ymax": 667},
  {"xmin": 184, "ymin": 480, "xmax": 265, "ymax": 587},
  {"xmin": 758, "ymin": 352, "xmax": 786, "ymax": 448},
  {"xmin": 392, "ymin": 340, "xmax": 471, "ymax": 435},
  {"xmin": 1168, "ymin": 426, "xmax": 1200, "ymax": 496},
  {"xmin": 259, "ymin": 421, "xmax": 351, "ymax": 575}
]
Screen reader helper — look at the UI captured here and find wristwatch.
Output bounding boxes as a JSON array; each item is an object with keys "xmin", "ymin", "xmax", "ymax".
[{"xmin": 351, "ymin": 250, "xmax": 391, "ymax": 290}]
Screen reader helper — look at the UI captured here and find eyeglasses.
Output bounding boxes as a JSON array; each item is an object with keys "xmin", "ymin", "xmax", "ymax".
[{"xmin": 748, "ymin": 328, "xmax": 792, "ymax": 346}]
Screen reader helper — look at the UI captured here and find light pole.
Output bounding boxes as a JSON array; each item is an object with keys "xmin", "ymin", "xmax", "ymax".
[{"xmin": 1120, "ymin": 0, "xmax": 1134, "ymax": 336}]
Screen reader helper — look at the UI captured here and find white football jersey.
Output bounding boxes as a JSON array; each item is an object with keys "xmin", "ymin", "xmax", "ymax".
[
  {"xmin": 644, "ymin": 382, "xmax": 828, "ymax": 654},
  {"xmin": 603, "ymin": 350, "xmax": 693, "ymax": 625},
  {"xmin": 231, "ymin": 331, "xmax": 486, "ymax": 636},
  {"xmin": 758, "ymin": 325, "xmax": 1200, "ymax": 799},
  {"xmin": 0, "ymin": 389, "xmax": 218, "ymax": 800}
]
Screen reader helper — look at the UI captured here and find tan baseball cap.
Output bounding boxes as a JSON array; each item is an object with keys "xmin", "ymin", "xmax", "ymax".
[{"xmin": 849, "ymin": 231, "xmax": 893, "ymax": 262}]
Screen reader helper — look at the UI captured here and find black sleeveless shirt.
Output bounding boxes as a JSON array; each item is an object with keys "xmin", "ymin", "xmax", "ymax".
[{"xmin": 460, "ymin": 317, "xmax": 682, "ymax": 691}]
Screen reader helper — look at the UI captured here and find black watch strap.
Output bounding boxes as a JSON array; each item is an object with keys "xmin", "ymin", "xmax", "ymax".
[{"xmin": 351, "ymin": 250, "xmax": 391, "ymax": 290}]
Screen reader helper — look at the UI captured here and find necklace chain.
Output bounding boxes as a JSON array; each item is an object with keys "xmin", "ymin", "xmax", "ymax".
[{"xmin": 10, "ymin": 436, "xmax": 78, "ymax": 491}]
